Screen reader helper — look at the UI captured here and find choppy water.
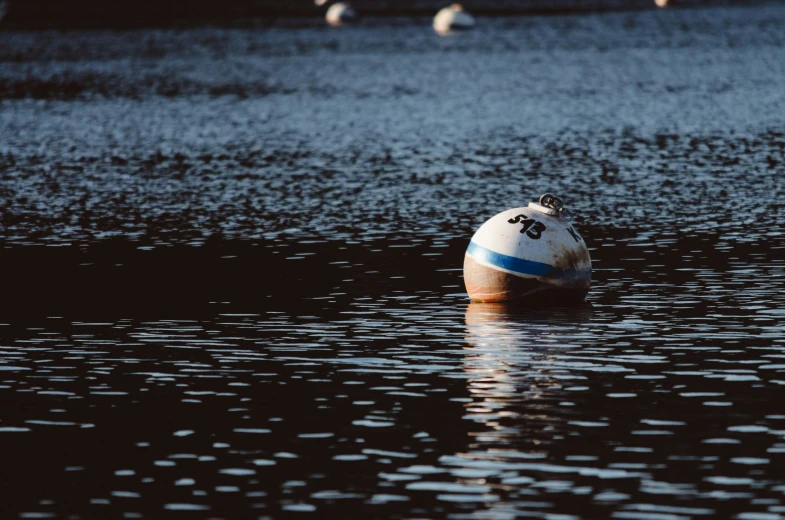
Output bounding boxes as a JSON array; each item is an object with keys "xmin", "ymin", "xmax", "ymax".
[{"xmin": 2, "ymin": 5, "xmax": 785, "ymax": 519}]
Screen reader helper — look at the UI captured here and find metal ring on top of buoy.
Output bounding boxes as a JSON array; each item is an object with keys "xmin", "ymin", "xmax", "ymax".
[{"xmin": 539, "ymin": 193, "xmax": 564, "ymax": 212}]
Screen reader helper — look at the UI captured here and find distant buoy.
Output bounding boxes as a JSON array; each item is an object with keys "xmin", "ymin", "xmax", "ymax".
[
  {"xmin": 433, "ymin": 3, "xmax": 475, "ymax": 35},
  {"xmin": 463, "ymin": 194, "xmax": 591, "ymax": 303},
  {"xmin": 654, "ymin": 0, "xmax": 668, "ymax": 7},
  {"xmin": 325, "ymin": 2, "xmax": 357, "ymax": 26}
]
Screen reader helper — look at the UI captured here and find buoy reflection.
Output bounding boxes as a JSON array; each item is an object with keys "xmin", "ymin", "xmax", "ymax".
[{"xmin": 463, "ymin": 302, "xmax": 592, "ymax": 447}]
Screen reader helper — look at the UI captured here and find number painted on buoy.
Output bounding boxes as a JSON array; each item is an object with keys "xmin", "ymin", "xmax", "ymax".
[
  {"xmin": 567, "ymin": 226, "xmax": 582, "ymax": 243},
  {"xmin": 507, "ymin": 214, "xmax": 546, "ymax": 239}
]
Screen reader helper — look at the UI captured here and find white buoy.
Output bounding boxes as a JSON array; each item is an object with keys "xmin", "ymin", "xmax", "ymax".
[
  {"xmin": 654, "ymin": 0, "xmax": 668, "ymax": 7},
  {"xmin": 463, "ymin": 194, "xmax": 591, "ymax": 303},
  {"xmin": 433, "ymin": 3, "xmax": 475, "ymax": 35},
  {"xmin": 323, "ymin": 2, "xmax": 357, "ymax": 26}
]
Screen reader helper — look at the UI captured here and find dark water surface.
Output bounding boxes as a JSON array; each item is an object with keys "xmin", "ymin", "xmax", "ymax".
[{"xmin": 2, "ymin": 6, "xmax": 785, "ymax": 519}]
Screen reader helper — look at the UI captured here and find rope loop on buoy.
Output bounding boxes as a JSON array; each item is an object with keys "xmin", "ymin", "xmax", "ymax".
[{"xmin": 539, "ymin": 193, "xmax": 564, "ymax": 212}]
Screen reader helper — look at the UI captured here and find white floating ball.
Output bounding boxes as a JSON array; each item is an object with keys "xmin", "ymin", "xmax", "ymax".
[
  {"xmin": 463, "ymin": 195, "xmax": 591, "ymax": 303},
  {"xmin": 326, "ymin": 3, "xmax": 357, "ymax": 26},
  {"xmin": 433, "ymin": 3, "xmax": 475, "ymax": 35}
]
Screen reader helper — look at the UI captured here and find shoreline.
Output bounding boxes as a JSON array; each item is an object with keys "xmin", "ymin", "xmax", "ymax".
[{"xmin": 0, "ymin": 0, "xmax": 773, "ymax": 29}]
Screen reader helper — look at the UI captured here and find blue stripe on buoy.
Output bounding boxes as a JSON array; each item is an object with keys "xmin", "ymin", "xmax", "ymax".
[{"xmin": 466, "ymin": 241, "xmax": 591, "ymax": 281}]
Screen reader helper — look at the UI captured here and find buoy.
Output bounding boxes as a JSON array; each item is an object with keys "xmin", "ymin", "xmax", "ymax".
[
  {"xmin": 319, "ymin": 1, "xmax": 357, "ymax": 26},
  {"xmin": 463, "ymin": 194, "xmax": 591, "ymax": 303},
  {"xmin": 654, "ymin": 0, "xmax": 668, "ymax": 7},
  {"xmin": 433, "ymin": 3, "xmax": 475, "ymax": 35}
]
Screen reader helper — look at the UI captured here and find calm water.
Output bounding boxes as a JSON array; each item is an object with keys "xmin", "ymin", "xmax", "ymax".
[{"xmin": 2, "ymin": 5, "xmax": 785, "ymax": 519}]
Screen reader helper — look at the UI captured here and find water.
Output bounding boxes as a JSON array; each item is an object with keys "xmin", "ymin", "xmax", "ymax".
[{"xmin": 2, "ymin": 5, "xmax": 785, "ymax": 519}]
